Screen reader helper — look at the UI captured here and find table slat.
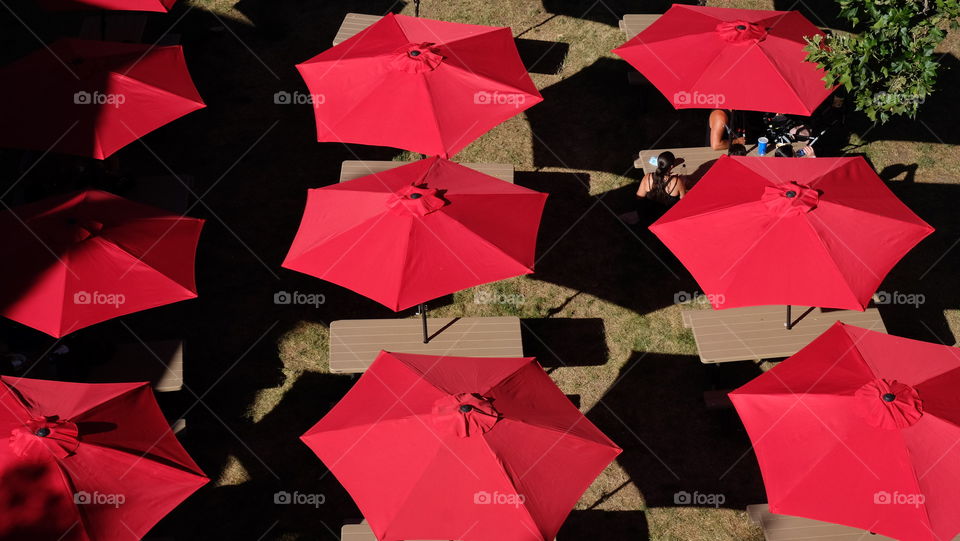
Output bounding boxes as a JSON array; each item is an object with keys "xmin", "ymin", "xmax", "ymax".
[
  {"xmin": 340, "ymin": 160, "xmax": 514, "ymax": 183},
  {"xmin": 330, "ymin": 317, "xmax": 523, "ymax": 373},
  {"xmin": 333, "ymin": 13, "xmax": 384, "ymax": 45},
  {"xmin": 746, "ymin": 504, "xmax": 896, "ymax": 540},
  {"xmin": 684, "ymin": 306, "xmax": 885, "ymax": 363}
]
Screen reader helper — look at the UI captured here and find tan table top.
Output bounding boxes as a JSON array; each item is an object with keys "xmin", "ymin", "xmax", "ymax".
[
  {"xmin": 332, "ymin": 13, "xmax": 383, "ymax": 46},
  {"xmin": 340, "ymin": 160, "xmax": 514, "ymax": 183},
  {"xmin": 747, "ymin": 504, "xmax": 896, "ymax": 541},
  {"xmin": 683, "ymin": 305, "xmax": 886, "ymax": 364},
  {"xmin": 330, "ymin": 316, "xmax": 523, "ymax": 373},
  {"xmin": 619, "ymin": 14, "xmax": 661, "ymax": 39},
  {"xmin": 342, "ymin": 521, "xmax": 556, "ymax": 540}
]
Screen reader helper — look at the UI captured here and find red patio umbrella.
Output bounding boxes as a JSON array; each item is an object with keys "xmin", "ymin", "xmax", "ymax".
[
  {"xmin": 649, "ymin": 156, "xmax": 932, "ymax": 316},
  {"xmin": 0, "ymin": 376, "xmax": 208, "ymax": 541},
  {"xmin": 302, "ymin": 351, "xmax": 621, "ymax": 541},
  {"xmin": 0, "ymin": 39, "xmax": 205, "ymax": 159},
  {"xmin": 35, "ymin": 0, "xmax": 177, "ymax": 11},
  {"xmin": 282, "ymin": 157, "xmax": 546, "ymax": 337},
  {"xmin": 0, "ymin": 189, "xmax": 204, "ymax": 338},
  {"xmin": 613, "ymin": 5, "xmax": 835, "ymax": 115},
  {"xmin": 296, "ymin": 13, "xmax": 543, "ymax": 158},
  {"xmin": 730, "ymin": 322, "xmax": 960, "ymax": 541}
]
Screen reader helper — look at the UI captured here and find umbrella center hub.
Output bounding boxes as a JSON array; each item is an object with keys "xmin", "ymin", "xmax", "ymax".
[
  {"xmin": 386, "ymin": 184, "xmax": 446, "ymax": 217},
  {"xmin": 66, "ymin": 218, "xmax": 105, "ymax": 241},
  {"xmin": 432, "ymin": 393, "xmax": 501, "ymax": 438},
  {"xmin": 392, "ymin": 43, "xmax": 444, "ymax": 73},
  {"xmin": 9, "ymin": 417, "xmax": 80, "ymax": 459},
  {"xmin": 761, "ymin": 182, "xmax": 820, "ymax": 216},
  {"xmin": 855, "ymin": 379, "xmax": 923, "ymax": 429},
  {"xmin": 716, "ymin": 20, "xmax": 769, "ymax": 43}
]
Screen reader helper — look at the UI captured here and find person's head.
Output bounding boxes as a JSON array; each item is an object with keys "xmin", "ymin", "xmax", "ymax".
[
  {"xmin": 727, "ymin": 144, "xmax": 747, "ymax": 156},
  {"xmin": 774, "ymin": 145, "xmax": 795, "ymax": 158},
  {"xmin": 655, "ymin": 151, "xmax": 675, "ymax": 177}
]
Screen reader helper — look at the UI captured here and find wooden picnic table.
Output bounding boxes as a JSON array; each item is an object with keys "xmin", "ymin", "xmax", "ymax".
[
  {"xmin": 122, "ymin": 174, "xmax": 195, "ymax": 214},
  {"xmin": 619, "ymin": 14, "xmax": 661, "ymax": 39},
  {"xmin": 635, "ymin": 144, "xmax": 798, "ymax": 177},
  {"xmin": 79, "ymin": 13, "xmax": 148, "ymax": 42},
  {"xmin": 333, "ymin": 13, "xmax": 384, "ymax": 46},
  {"xmin": 683, "ymin": 305, "xmax": 886, "ymax": 364},
  {"xmin": 340, "ymin": 160, "xmax": 514, "ymax": 183},
  {"xmin": 85, "ymin": 339, "xmax": 184, "ymax": 392},
  {"xmin": 747, "ymin": 504, "xmax": 896, "ymax": 541},
  {"xmin": 342, "ymin": 521, "xmax": 556, "ymax": 540},
  {"xmin": 329, "ymin": 317, "xmax": 523, "ymax": 373}
]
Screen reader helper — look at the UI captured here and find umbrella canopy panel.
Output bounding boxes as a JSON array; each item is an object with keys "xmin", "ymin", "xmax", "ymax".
[
  {"xmin": 283, "ymin": 157, "xmax": 547, "ymax": 311},
  {"xmin": 0, "ymin": 190, "xmax": 204, "ymax": 337},
  {"xmin": 613, "ymin": 5, "xmax": 836, "ymax": 115},
  {"xmin": 0, "ymin": 39, "xmax": 205, "ymax": 159},
  {"xmin": 650, "ymin": 156, "xmax": 933, "ymax": 311},
  {"xmin": 730, "ymin": 323, "xmax": 960, "ymax": 541},
  {"xmin": 302, "ymin": 351, "xmax": 621, "ymax": 541},
  {"xmin": 297, "ymin": 13, "xmax": 543, "ymax": 157}
]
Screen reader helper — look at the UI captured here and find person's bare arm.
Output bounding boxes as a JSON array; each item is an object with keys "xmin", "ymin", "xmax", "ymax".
[
  {"xmin": 709, "ymin": 110, "xmax": 730, "ymax": 150},
  {"xmin": 636, "ymin": 173, "xmax": 651, "ymax": 198}
]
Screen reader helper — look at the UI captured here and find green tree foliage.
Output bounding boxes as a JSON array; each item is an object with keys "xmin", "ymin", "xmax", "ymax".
[{"xmin": 804, "ymin": 0, "xmax": 960, "ymax": 122}]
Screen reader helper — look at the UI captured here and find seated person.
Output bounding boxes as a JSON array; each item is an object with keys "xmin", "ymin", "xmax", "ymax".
[
  {"xmin": 637, "ymin": 151, "xmax": 686, "ymax": 205},
  {"xmin": 727, "ymin": 143, "xmax": 747, "ymax": 156},
  {"xmin": 709, "ymin": 109, "xmax": 746, "ymax": 150},
  {"xmin": 774, "ymin": 145, "xmax": 816, "ymax": 158}
]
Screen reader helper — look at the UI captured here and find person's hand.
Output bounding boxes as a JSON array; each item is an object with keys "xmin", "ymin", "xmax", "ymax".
[{"xmin": 800, "ymin": 145, "xmax": 816, "ymax": 158}]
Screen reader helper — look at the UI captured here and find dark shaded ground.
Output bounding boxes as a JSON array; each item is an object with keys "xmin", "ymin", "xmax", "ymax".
[
  {"xmin": 0, "ymin": 1, "xmax": 958, "ymax": 540},
  {"xmin": 587, "ymin": 353, "xmax": 766, "ymax": 512}
]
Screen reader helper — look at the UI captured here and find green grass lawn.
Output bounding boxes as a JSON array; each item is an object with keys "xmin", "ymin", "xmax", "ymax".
[{"xmin": 3, "ymin": 0, "xmax": 960, "ymax": 539}]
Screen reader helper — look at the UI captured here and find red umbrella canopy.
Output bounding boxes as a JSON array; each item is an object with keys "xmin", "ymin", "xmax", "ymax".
[
  {"xmin": 0, "ymin": 377, "xmax": 208, "ymax": 541},
  {"xmin": 302, "ymin": 351, "xmax": 621, "ymax": 541},
  {"xmin": 282, "ymin": 157, "xmax": 547, "ymax": 311},
  {"xmin": 649, "ymin": 156, "xmax": 933, "ymax": 311},
  {"xmin": 35, "ymin": 0, "xmax": 177, "ymax": 11},
  {"xmin": 0, "ymin": 39, "xmax": 205, "ymax": 159},
  {"xmin": 612, "ymin": 5, "xmax": 836, "ymax": 115},
  {"xmin": 296, "ymin": 13, "xmax": 543, "ymax": 158},
  {"xmin": 0, "ymin": 190, "xmax": 204, "ymax": 338},
  {"xmin": 730, "ymin": 323, "xmax": 960, "ymax": 541}
]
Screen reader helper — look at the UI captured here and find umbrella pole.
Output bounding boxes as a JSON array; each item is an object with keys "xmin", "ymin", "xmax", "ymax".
[
  {"xmin": 785, "ymin": 305, "xmax": 793, "ymax": 330},
  {"xmin": 101, "ymin": 12, "xmax": 107, "ymax": 40},
  {"xmin": 415, "ymin": 0, "xmax": 421, "ymax": 17},
  {"xmin": 420, "ymin": 302, "xmax": 429, "ymax": 343}
]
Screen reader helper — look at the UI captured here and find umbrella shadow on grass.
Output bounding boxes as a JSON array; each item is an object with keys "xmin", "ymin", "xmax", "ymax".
[
  {"xmin": 559, "ymin": 509, "xmax": 649, "ymax": 539},
  {"xmin": 869, "ymin": 180, "xmax": 960, "ymax": 344},
  {"xmin": 586, "ymin": 351, "xmax": 766, "ymax": 511},
  {"xmin": 517, "ymin": 171, "xmax": 694, "ymax": 318},
  {"xmin": 159, "ymin": 371, "xmax": 358, "ymax": 541},
  {"xmin": 525, "ymin": 57, "xmax": 710, "ymax": 175},
  {"xmin": 522, "ymin": 317, "xmax": 608, "ymax": 367},
  {"xmin": 539, "ymin": 0, "xmax": 701, "ymax": 28}
]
